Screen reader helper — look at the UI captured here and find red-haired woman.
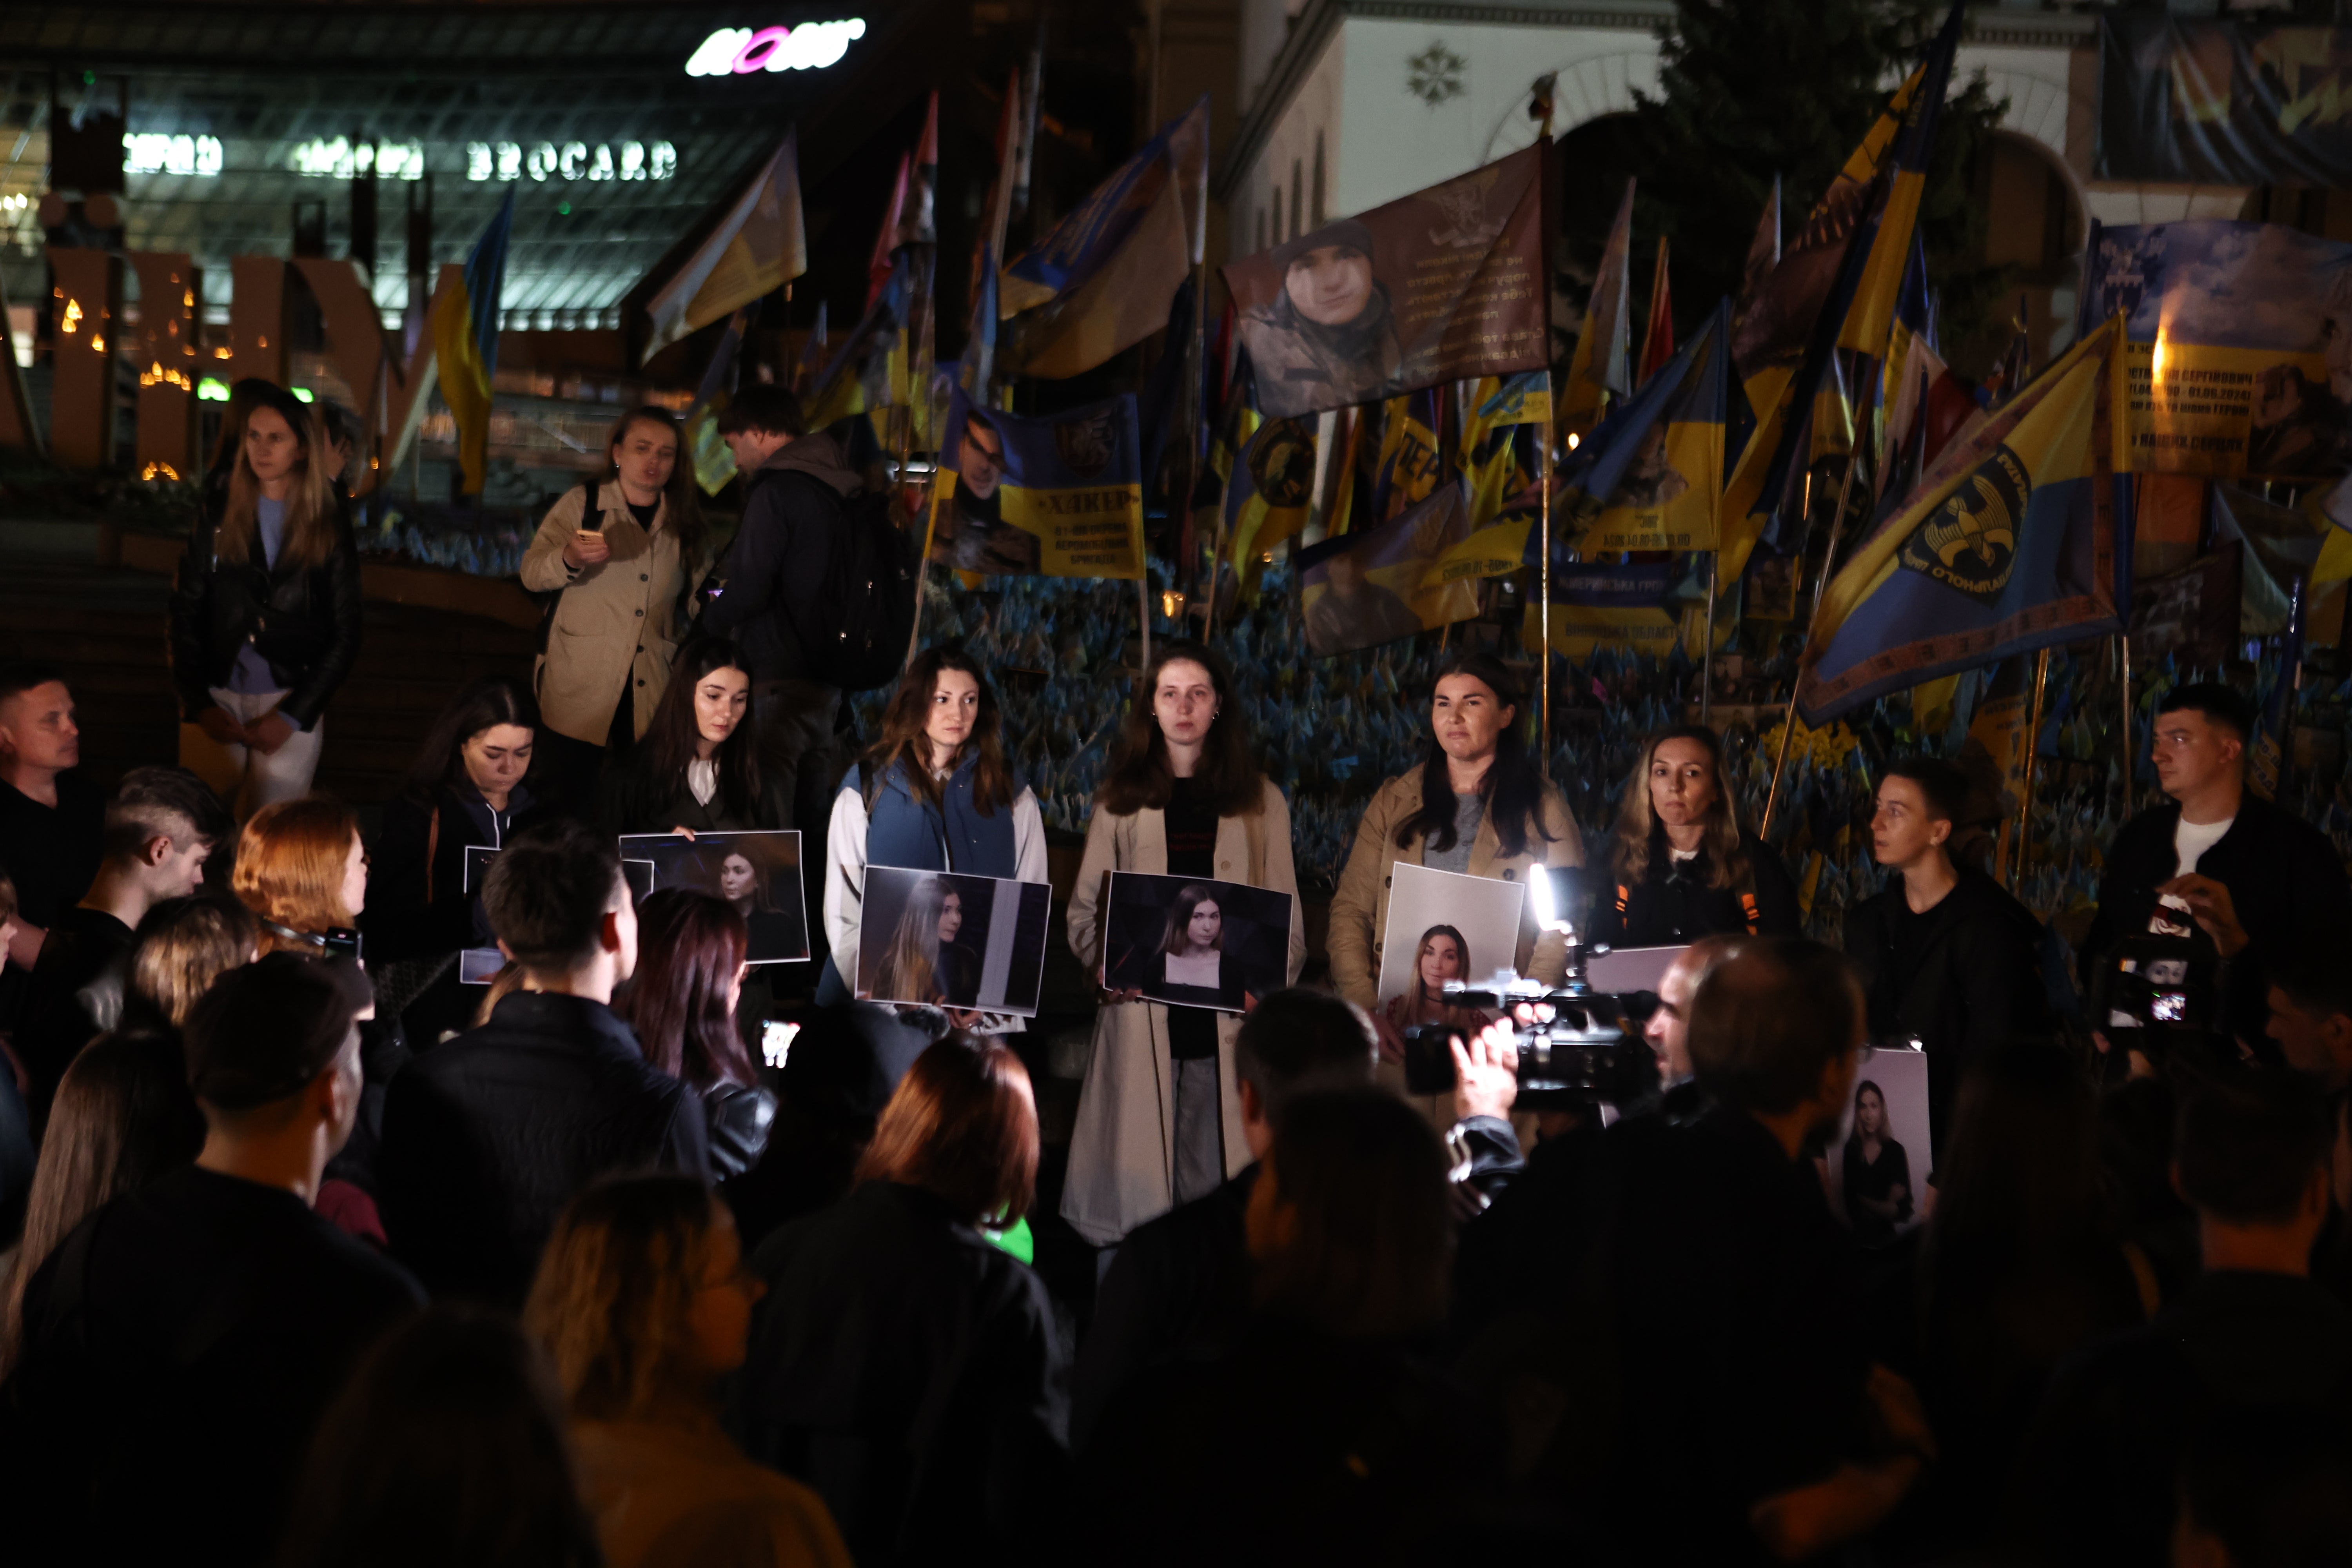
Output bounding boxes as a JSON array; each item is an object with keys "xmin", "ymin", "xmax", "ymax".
[
  {"xmin": 734, "ymin": 1035, "xmax": 1062, "ymax": 1567},
  {"xmin": 1064, "ymin": 639, "xmax": 1304, "ymax": 1248},
  {"xmin": 618, "ymin": 889, "xmax": 775, "ymax": 1180},
  {"xmin": 817, "ymin": 647, "xmax": 1045, "ymax": 1020},
  {"xmin": 169, "ymin": 383, "xmax": 361, "ymax": 818}
]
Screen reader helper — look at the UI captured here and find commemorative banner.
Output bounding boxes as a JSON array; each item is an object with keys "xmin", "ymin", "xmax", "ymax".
[
  {"xmin": 2099, "ymin": 16, "xmax": 2352, "ymax": 187},
  {"xmin": 2080, "ymin": 220, "xmax": 2352, "ymax": 481},
  {"xmin": 927, "ymin": 388, "xmax": 1146, "ymax": 580},
  {"xmin": 1298, "ymin": 483, "xmax": 1479, "ymax": 656},
  {"xmin": 1221, "ymin": 143, "xmax": 1550, "ymax": 421}
]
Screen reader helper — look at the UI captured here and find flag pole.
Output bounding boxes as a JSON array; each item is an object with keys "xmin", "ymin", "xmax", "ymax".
[
  {"xmin": 2116, "ymin": 631, "xmax": 2132, "ymax": 817},
  {"xmin": 2012, "ymin": 646, "xmax": 2053, "ymax": 893},
  {"xmin": 1699, "ymin": 550, "xmax": 1719, "ymax": 728},
  {"xmin": 1538, "ymin": 368, "xmax": 1554, "ymax": 777},
  {"xmin": 1762, "ymin": 359, "xmax": 1882, "ymax": 837}
]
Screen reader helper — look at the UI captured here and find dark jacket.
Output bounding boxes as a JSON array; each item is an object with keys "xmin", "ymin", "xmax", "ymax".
[
  {"xmin": 2081, "ymin": 793, "xmax": 2352, "ymax": 1049},
  {"xmin": 733, "ymin": 1179, "xmax": 1066, "ymax": 1568},
  {"xmin": 1844, "ymin": 866, "xmax": 2051, "ymax": 1147},
  {"xmin": 604, "ymin": 764, "xmax": 790, "ymax": 838},
  {"xmin": 1073, "ymin": 1314, "xmax": 1509, "ymax": 1566},
  {"xmin": 167, "ymin": 494, "xmax": 364, "ymax": 728},
  {"xmin": 1590, "ymin": 828, "xmax": 1802, "ymax": 949},
  {"xmin": 698, "ymin": 432, "xmax": 864, "ymax": 684},
  {"xmin": 11, "ymin": 906, "xmax": 134, "ymax": 1126},
  {"xmin": 2004, "ymin": 1270, "xmax": 2352, "ymax": 1568},
  {"xmin": 361, "ymin": 784, "xmax": 545, "ymax": 1045},
  {"xmin": 375, "ymin": 991, "xmax": 710, "ymax": 1305},
  {"xmin": 0, "ymin": 1165, "xmax": 422, "ymax": 1568}
]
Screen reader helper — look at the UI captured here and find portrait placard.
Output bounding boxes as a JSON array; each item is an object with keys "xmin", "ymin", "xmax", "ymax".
[{"xmin": 615, "ymin": 831, "xmax": 809, "ymax": 964}]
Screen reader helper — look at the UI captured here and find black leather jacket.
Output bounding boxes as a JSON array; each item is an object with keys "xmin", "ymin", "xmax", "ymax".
[{"xmin": 167, "ymin": 494, "xmax": 364, "ymax": 729}]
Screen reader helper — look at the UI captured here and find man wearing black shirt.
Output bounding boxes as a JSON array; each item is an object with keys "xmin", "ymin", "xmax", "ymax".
[
  {"xmin": 2083, "ymin": 682, "xmax": 2352, "ymax": 1059},
  {"xmin": 1602, "ymin": 938, "xmax": 1932, "ymax": 1563},
  {"xmin": 0, "ymin": 955, "xmax": 422, "ymax": 1568},
  {"xmin": 0, "ymin": 663, "xmax": 105, "ymax": 1029},
  {"xmin": 2006, "ymin": 1074, "xmax": 2352, "ymax": 1568},
  {"xmin": 376, "ymin": 820, "xmax": 708, "ymax": 1305},
  {"xmin": 1072, "ymin": 987, "xmax": 1376, "ymax": 1446},
  {"xmin": 14, "ymin": 766, "xmax": 226, "ymax": 1125},
  {"xmin": 1844, "ymin": 756, "xmax": 2049, "ymax": 1147}
]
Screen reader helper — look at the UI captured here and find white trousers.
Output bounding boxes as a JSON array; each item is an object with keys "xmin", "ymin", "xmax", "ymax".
[{"xmin": 179, "ymin": 686, "xmax": 324, "ymax": 821}]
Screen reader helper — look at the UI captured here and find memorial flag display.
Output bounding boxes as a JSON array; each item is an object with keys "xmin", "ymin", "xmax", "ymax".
[
  {"xmin": 1794, "ymin": 318, "xmax": 2131, "ymax": 724},
  {"xmin": 1299, "ymin": 483, "xmax": 1480, "ymax": 655},
  {"xmin": 2078, "ymin": 219, "xmax": 2352, "ymax": 481},
  {"xmin": 431, "ymin": 189, "xmax": 515, "ymax": 495},
  {"xmin": 2099, "ymin": 15, "xmax": 2352, "ymax": 187},
  {"xmin": 641, "ymin": 131, "xmax": 805, "ymax": 361},
  {"xmin": 926, "ymin": 388, "xmax": 1146, "ymax": 579},
  {"xmin": 1223, "ymin": 142, "xmax": 1550, "ymax": 420}
]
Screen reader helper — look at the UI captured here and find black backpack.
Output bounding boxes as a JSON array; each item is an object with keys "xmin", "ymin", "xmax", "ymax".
[{"xmin": 763, "ymin": 470, "xmax": 923, "ymax": 693}]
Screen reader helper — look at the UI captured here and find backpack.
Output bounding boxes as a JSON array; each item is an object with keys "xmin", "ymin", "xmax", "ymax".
[{"xmin": 765, "ymin": 470, "xmax": 923, "ymax": 693}]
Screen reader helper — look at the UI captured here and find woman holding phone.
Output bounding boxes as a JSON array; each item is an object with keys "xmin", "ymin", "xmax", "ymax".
[
  {"xmin": 521, "ymin": 406, "xmax": 709, "ymax": 812},
  {"xmin": 1065, "ymin": 639, "xmax": 1304, "ymax": 1249},
  {"xmin": 169, "ymin": 383, "xmax": 363, "ymax": 818}
]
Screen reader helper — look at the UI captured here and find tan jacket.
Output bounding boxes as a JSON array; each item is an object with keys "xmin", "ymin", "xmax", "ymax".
[
  {"xmin": 1062, "ymin": 778, "xmax": 1305, "ymax": 1246},
  {"xmin": 1326, "ymin": 768, "xmax": 1586, "ymax": 1014},
  {"xmin": 520, "ymin": 483, "xmax": 709, "ymax": 746}
]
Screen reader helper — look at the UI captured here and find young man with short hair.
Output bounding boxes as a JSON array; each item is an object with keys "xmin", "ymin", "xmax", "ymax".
[
  {"xmin": 375, "ymin": 819, "xmax": 708, "ymax": 1305},
  {"xmin": 13, "ymin": 765, "xmax": 229, "ymax": 1122},
  {"xmin": 2009, "ymin": 1074, "xmax": 2352, "ymax": 1568},
  {"xmin": 1072, "ymin": 988, "xmax": 1378, "ymax": 1446},
  {"xmin": 0, "ymin": 955, "xmax": 423, "ymax": 1568},
  {"xmin": 2267, "ymin": 931, "xmax": 2352, "ymax": 1094},
  {"xmin": 704, "ymin": 383, "xmax": 869, "ymax": 828},
  {"xmin": 0, "ymin": 662, "xmax": 105, "ymax": 992},
  {"xmin": 2084, "ymin": 681, "xmax": 2352, "ymax": 1056},
  {"xmin": 1843, "ymin": 755, "xmax": 2049, "ymax": 1144}
]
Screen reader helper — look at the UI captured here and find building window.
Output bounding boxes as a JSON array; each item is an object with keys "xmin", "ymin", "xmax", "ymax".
[
  {"xmin": 1312, "ymin": 133, "xmax": 1325, "ymax": 227},
  {"xmin": 1290, "ymin": 160, "xmax": 1303, "ymax": 241}
]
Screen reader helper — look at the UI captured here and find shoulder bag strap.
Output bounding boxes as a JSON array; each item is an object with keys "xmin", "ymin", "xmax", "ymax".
[{"xmin": 423, "ymin": 806, "xmax": 441, "ymax": 906}]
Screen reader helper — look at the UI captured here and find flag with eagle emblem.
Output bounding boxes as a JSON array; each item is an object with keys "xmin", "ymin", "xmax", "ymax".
[{"xmin": 1793, "ymin": 316, "xmax": 2132, "ymax": 724}]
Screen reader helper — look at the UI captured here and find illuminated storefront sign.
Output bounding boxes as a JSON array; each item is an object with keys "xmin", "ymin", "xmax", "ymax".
[
  {"xmin": 290, "ymin": 138, "xmax": 427, "ymax": 180},
  {"xmin": 684, "ymin": 20, "xmax": 866, "ymax": 76},
  {"xmin": 123, "ymin": 134, "xmax": 225, "ymax": 177},
  {"xmin": 465, "ymin": 141, "xmax": 676, "ymax": 182}
]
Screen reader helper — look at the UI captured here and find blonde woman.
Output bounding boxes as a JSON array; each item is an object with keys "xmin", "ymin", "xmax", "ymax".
[
  {"xmin": 864, "ymin": 876, "xmax": 978, "ymax": 1008},
  {"xmin": 526, "ymin": 1173, "xmax": 851, "ymax": 1568},
  {"xmin": 169, "ymin": 383, "xmax": 361, "ymax": 818},
  {"xmin": 521, "ymin": 406, "xmax": 711, "ymax": 811},
  {"xmin": 1591, "ymin": 724, "xmax": 1797, "ymax": 948}
]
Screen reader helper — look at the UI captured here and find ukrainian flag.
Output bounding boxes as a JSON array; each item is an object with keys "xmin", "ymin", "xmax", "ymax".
[
  {"xmin": 1459, "ymin": 372, "xmax": 1548, "ymax": 528},
  {"xmin": 927, "ymin": 388, "xmax": 1146, "ymax": 580},
  {"xmin": 806, "ymin": 254, "xmax": 910, "ymax": 431},
  {"xmin": 431, "ymin": 190, "xmax": 514, "ymax": 496},
  {"xmin": 1220, "ymin": 369, "xmax": 1319, "ymax": 598},
  {"xmin": 1793, "ymin": 317, "xmax": 2131, "ymax": 725},
  {"xmin": 1724, "ymin": 0, "xmax": 1966, "ymax": 572}
]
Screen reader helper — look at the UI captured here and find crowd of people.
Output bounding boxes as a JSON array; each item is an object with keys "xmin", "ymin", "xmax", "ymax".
[{"xmin": 0, "ymin": 380, "xmax": 2346, "ymax": 1566}]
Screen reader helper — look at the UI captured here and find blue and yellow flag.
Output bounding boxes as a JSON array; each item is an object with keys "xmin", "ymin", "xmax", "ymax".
[
  {"xmin": 431, "ymin": 189, "xmax": 514, "ymax": 495},
  {"xmin": 682, "ymin": 305, "xmax": 753, "ymax": 496},
  {"xmin": 1300, "ymin": 483, "xmax": 1479, "ymax": 656},
  {"xmin": 1793, "ymin": 317, "xmax": 2130, "ymax": 724},
  {"xmin": 1724, "ymin": 0, "xmax": 1966, "ymax": 570},
  {"xmin": 1459, "ymin": 372, "xmax": 1548, "ymax": 527},
  {"xmin": 806, "ymin": 254, "xmax": 910, "ymax": 430},
  {"xmin": 927, "ymin": 388, "xmax": 1145, "ymax": 580},
  {"xmin": 2249, "ymin": 573, "xmax": 2304, "ymax": 802},
  {"xmin": 1220, "ymin": 367, "xmax": 1318, "ymax": 597},
  {"xmin": 1371, "ymin": 389, "xmax": 1444, "ymax": 522},
  {"xmin": 1524, "ymin": 559, "xmax": 1683, "ymax": 662},
  {"xmin": 1426, "ymin": 298, "xmax": 1730, "ymax": 587}
]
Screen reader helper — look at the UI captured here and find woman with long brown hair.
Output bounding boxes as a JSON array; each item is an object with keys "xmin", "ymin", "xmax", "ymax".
[
  {"xmin": 521, "ymin": 405, "xmax": 712, "ymax": 811},
  {"xmin": 526, "ymin": 1173, "xmax": 849, "ymax": 1568},
  {"xmin": 169, "ymin": 381, "xmax": 361, "ymax": 819},
  {"xmin": 616, "ymin": 889, "xmax": 774, "ymax": 1180},
  {"xmin": 1065, "ymin": 638, "xmax": 1303, "ymax": 1248},
  {"xmin": 1590, "ymin": 724, "xmax": 1797, "ymax": 949},
  {"xmin": 607, "ymin": 635, "xmax": 785, "ymax": 835},
  {"xmin": 735, "ymin": 1035, "xmax": 1062, "ymax": 1566},
  {"xmin": 1379, "ymin": 923, "xmax": 1496, "ymax": 1040},
  {"xmin": 818, "ymin": 646, "xmax": 1045, "ymax": 1016}
]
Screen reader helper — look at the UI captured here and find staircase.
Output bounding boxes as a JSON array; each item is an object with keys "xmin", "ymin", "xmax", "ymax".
[{"xmin": 0, "ymin": 558, "xmax": 535, "ymax": 805}]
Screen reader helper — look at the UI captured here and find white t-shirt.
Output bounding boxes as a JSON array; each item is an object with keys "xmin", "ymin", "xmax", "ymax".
[{"xmin": 2173, "ymin": 814, "xmax": 2232, "ymax": 874}]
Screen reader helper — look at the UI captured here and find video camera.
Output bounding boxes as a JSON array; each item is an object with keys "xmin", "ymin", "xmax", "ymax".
[
  {"xmin": 1399, "ymin": 865, "xmax": 1658, "ymax": 1112},
  {"xmin": 2091, "ymin": 924, "xmax": 2222, "ymax": 1056}
]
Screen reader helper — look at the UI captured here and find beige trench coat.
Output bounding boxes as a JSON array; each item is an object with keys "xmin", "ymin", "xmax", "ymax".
[
  {"xmin": 520, "ymin": 483, "xmax": 709, "ymax": 746},
  {"xmin": 1062, "ymin": 778, "xmax": 1306, "ymax": 1246}
]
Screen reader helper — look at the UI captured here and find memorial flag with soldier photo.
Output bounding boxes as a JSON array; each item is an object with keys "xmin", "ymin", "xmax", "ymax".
[
  {"xmin": 1221, "ymin": 407, "xmax": 1319, "ymax": 595},
  {"xmin": 2078, "ymin": 218, "xmax": 2352, "ymax": 481},
  {"xmin": 1794, "ymin": 318, "xmax": 2131, "ymax": 724},
  {"xmin": 1222, "ymin": 142, "xmax": 1550, "ymax": 421},
  {"xmin": 1299, "ymin": 483, "xmax": 1479, "ymax": 655},
  {"xmin": 927, "ymin": 387, "xmax": 1146, "ymax": 579}
]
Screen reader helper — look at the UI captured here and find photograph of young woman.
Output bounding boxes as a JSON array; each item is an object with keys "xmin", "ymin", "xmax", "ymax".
[
  {"xmin": 865, "ymin": 875, "xmax": 980, "ymax": 1009},
  {"xmin": 1379, "ymin": 924, "xmax": 1496, "ymax": 1039},
  {"xmin": 1842, "ymin": 1078, "xmax": 1915, "ymax": 1249}
]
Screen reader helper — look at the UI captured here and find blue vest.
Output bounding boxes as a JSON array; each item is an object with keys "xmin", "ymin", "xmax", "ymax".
[{"xmin": 817, "ymin": 756, "xmax": 1018, "ymax": 1003}]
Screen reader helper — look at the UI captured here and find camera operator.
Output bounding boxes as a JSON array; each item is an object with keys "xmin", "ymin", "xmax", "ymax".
[
  {"xmin": 2084, "ymin": 682, "xmax": 2351, "ymax": 1062},
  {"xmin": 1844, "ymin": 757, "xmax": 2049, "ymax": 1148},
  {"xmin": 1601, "ymin": 938, "xmax": 1934, "ymax": 1563}
]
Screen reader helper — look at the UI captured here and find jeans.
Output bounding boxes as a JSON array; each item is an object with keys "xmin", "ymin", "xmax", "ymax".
[
  {"xmin": 179, "ymin": 687, "xmax": 324, "ymax": 820},
  {"xmin": 753, "ymin": 677, "xmax": 842, "ymax": 833}
]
